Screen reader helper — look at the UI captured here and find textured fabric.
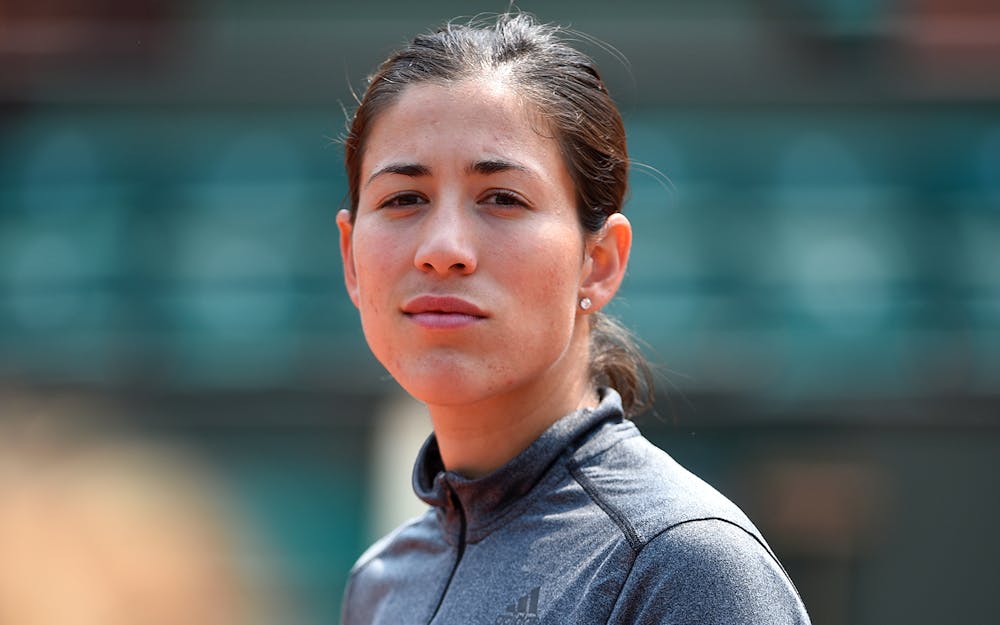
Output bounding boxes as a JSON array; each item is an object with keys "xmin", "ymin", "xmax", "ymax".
[{"xmin": 342, "ymin": 389, "xmax": 811, "ymax": 625}]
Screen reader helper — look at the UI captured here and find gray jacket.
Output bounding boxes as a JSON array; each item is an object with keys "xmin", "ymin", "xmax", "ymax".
[{"xmin": 342, "ymin": 389, "xmax": 811, "ymax": 625}]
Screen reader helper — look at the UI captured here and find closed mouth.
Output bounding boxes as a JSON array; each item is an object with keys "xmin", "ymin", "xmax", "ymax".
[
  {"xmin": 401, "ymin": 295, "xmax": 489, "ymax": 329},
  {"xmin": 401, "ymin": 295, "xmax": 488, "ymax": 318}
]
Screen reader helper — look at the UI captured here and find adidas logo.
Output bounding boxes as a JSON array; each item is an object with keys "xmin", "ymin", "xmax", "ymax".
[{"xmin": 494, "ymin": 586, "xmax": 540, "ymax": 625}]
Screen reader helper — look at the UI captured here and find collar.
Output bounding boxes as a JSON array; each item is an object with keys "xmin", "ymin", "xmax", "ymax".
[{"xmin": 411, "ymin": 388, "xmax": 625, "ymax": 543}]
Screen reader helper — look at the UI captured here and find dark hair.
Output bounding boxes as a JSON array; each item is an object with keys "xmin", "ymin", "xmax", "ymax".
[{"xmin": 343, "ymin": 13, "xmax": 654, "ymax": 416}]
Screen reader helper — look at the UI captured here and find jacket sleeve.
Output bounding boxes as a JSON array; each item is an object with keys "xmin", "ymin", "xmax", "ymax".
[{"xmin": 607, "ymin": 518, "xmax": 811, "ymax": 625}]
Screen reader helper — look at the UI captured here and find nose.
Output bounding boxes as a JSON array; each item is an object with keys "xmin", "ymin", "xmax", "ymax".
[{"xmin": 413, "ymin": 205, "xmax": 478, "ymax": 276}]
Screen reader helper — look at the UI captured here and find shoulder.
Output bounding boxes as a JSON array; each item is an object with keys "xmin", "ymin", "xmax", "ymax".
[
  {"xmin": 568, "ymin": 423, "xmax": 810, "ymax": 623},
  {"xmin": 348, "ymin": 510, "xmax": 435, "ymax": 577},
  {"xmin": 611, "ymin": 518, "xmax": 811, "ymax": 624},
  {"xmin": 568, "ymin": 421, "xmax": 760, "ymax": 547},
  {"xmin": 341, "ymin": 510, "xmax": 443, "ymax": 625}
]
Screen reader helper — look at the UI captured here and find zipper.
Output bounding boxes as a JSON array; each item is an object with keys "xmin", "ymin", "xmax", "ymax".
[{"xmin": 428, "ymin": 485, "xmax": 467, "ymax": 624}]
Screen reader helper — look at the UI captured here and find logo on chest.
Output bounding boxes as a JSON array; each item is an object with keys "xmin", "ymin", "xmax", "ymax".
[{"xmin": 494, "ymin": 586, "xmax": 540, "ymax": 625}]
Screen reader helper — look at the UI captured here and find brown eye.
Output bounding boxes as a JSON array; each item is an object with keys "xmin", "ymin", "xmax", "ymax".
[
  {"xmin": 379, "ymin": 193, "xmax": 426, "ymax": 209},
  {"xmin": 481, "ymin": 191, "xmax": 527, "ymax": 208}
]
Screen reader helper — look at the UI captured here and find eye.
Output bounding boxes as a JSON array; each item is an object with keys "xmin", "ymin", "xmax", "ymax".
[
  {"xmin": 480, "ymin": 190, "xmax": 529, "ymax": 209},
  {"xmin": 378, "ymin": 192, "xmax": 427, "ymax": 210}
]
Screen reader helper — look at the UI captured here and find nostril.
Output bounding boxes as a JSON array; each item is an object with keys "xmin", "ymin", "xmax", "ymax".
[{"xmin": 415, "ymin": 240, "xmax": 476, "ymax": 274}]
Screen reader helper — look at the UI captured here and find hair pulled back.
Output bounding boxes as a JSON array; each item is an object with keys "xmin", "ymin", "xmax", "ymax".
[{"xmin": 343, "ymin": 13, "xmax": 654, "ymax": 416}]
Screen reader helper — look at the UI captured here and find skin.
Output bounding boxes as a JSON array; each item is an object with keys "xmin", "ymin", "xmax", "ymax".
[{"xmin": 337, "ymin": 78, "xmax": 632, "ymax": 478}]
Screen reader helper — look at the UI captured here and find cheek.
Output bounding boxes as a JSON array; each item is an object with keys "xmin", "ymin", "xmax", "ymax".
[
  {"xmin": 352, "ymin": 230, "xmax": 399, "ymax": 304},
  {"xmin": 361, "ymin": 291, "xmax": 382, "ymax": 317},
  {"xmin": 351, "ymin": 232, "xmax": 400, "ymax": 363},
  {"xmin": 528, "ymin": 230, "xmax": 585, "ymax": 298},
  {"xmin": 513, "ymin": 233, "xmax": 584, "ymax": 331}
]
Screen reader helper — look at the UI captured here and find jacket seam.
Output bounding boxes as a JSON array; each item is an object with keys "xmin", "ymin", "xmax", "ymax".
[
  {"xmin": 604, "ymin": 517, "xmax": 807, "ymax": 622},
  {"xmin": 567, "ymin": 460, "xmax": 644, "ymax": 552},
  {"xmin": 605, "ymin": 539, "xmax": 642, "ymax": 624},
  {"xmin": 647, "ymin": 516, "xmax": 807, "ymax": 605},
  {"xmin": 649, "ymin": 517, "xmax": 780, "ymax": 568}
]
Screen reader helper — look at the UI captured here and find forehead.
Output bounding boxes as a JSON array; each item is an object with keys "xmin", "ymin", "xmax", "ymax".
[{"xmin": 361, "ymin": 79, "xmax": 564, "ymax": 175}]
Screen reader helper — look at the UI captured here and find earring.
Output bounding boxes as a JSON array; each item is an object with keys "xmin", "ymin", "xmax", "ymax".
[{"xmin": 579, "ymin": 297, "xmax": 592, "ymax": 311}]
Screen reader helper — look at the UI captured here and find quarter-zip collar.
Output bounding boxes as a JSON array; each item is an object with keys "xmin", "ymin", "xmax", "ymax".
[{"xmin": 412, "ymin": 389, "xmax": 625, "ymax": 543}]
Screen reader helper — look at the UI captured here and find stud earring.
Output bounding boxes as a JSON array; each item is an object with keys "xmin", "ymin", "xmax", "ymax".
[{"xmin": 579, "ymin": 297, "xmax": 592, "ymax": 311}]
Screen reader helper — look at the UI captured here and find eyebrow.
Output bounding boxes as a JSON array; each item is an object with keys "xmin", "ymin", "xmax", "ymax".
[
  {"xmin": 467, "ymin": 159, "xmax": 536, "ymax": 179},
  {"xmin": 365, "ymin": 163, "xmax": 431, "ymax": 188},
  {"xmin": 364, "ymin": 159, "xmax": 539, "ymax": 188}
]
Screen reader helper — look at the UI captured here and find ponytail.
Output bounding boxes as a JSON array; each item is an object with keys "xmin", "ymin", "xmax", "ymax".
[{"xmin": 588, "ymin": 312, "xmax": 655, "ymax": 417}]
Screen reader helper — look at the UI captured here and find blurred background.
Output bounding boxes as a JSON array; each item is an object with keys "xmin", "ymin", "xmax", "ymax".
[{"xmin": 1, "ymin": 1, "xmax": 998, "ymax": 624}]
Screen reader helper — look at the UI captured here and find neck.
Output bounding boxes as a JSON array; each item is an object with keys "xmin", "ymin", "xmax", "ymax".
[{"xmin": 427, "ymin": 365, "xmax": 598, "ymax": 479}]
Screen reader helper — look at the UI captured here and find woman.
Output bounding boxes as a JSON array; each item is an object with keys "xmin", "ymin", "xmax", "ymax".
[{"xmin": 336, "ymin": 13, "xmax": 810, "ymax": 625}]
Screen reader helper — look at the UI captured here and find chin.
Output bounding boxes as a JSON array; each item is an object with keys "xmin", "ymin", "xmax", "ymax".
[
  {"xmin": 397, "ymin": 376, "xmax": 490, "ymax": 407},
  {"xmin": 391, "ymin": 362, "xmax": 504, "ymax": 408}
]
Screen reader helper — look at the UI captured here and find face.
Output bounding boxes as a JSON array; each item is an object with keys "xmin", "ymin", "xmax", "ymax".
[{"xmin": 338, "ymin": 79, "xmax": 597, "ymax": 408}]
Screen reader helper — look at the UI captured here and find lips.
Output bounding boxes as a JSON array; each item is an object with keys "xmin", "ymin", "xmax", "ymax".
[{"xmin": 401, "ymin": 295, "xmax": 488, "ymax": 329}]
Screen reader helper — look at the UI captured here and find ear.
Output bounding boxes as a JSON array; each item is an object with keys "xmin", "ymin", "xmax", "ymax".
[
  {"xmin": 336, "ymin": 209, "xmax": 360, "ymax": 308},
  {"xmin": 579, "ymin": 213, "xmax": 632, "ymax": 313}
]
